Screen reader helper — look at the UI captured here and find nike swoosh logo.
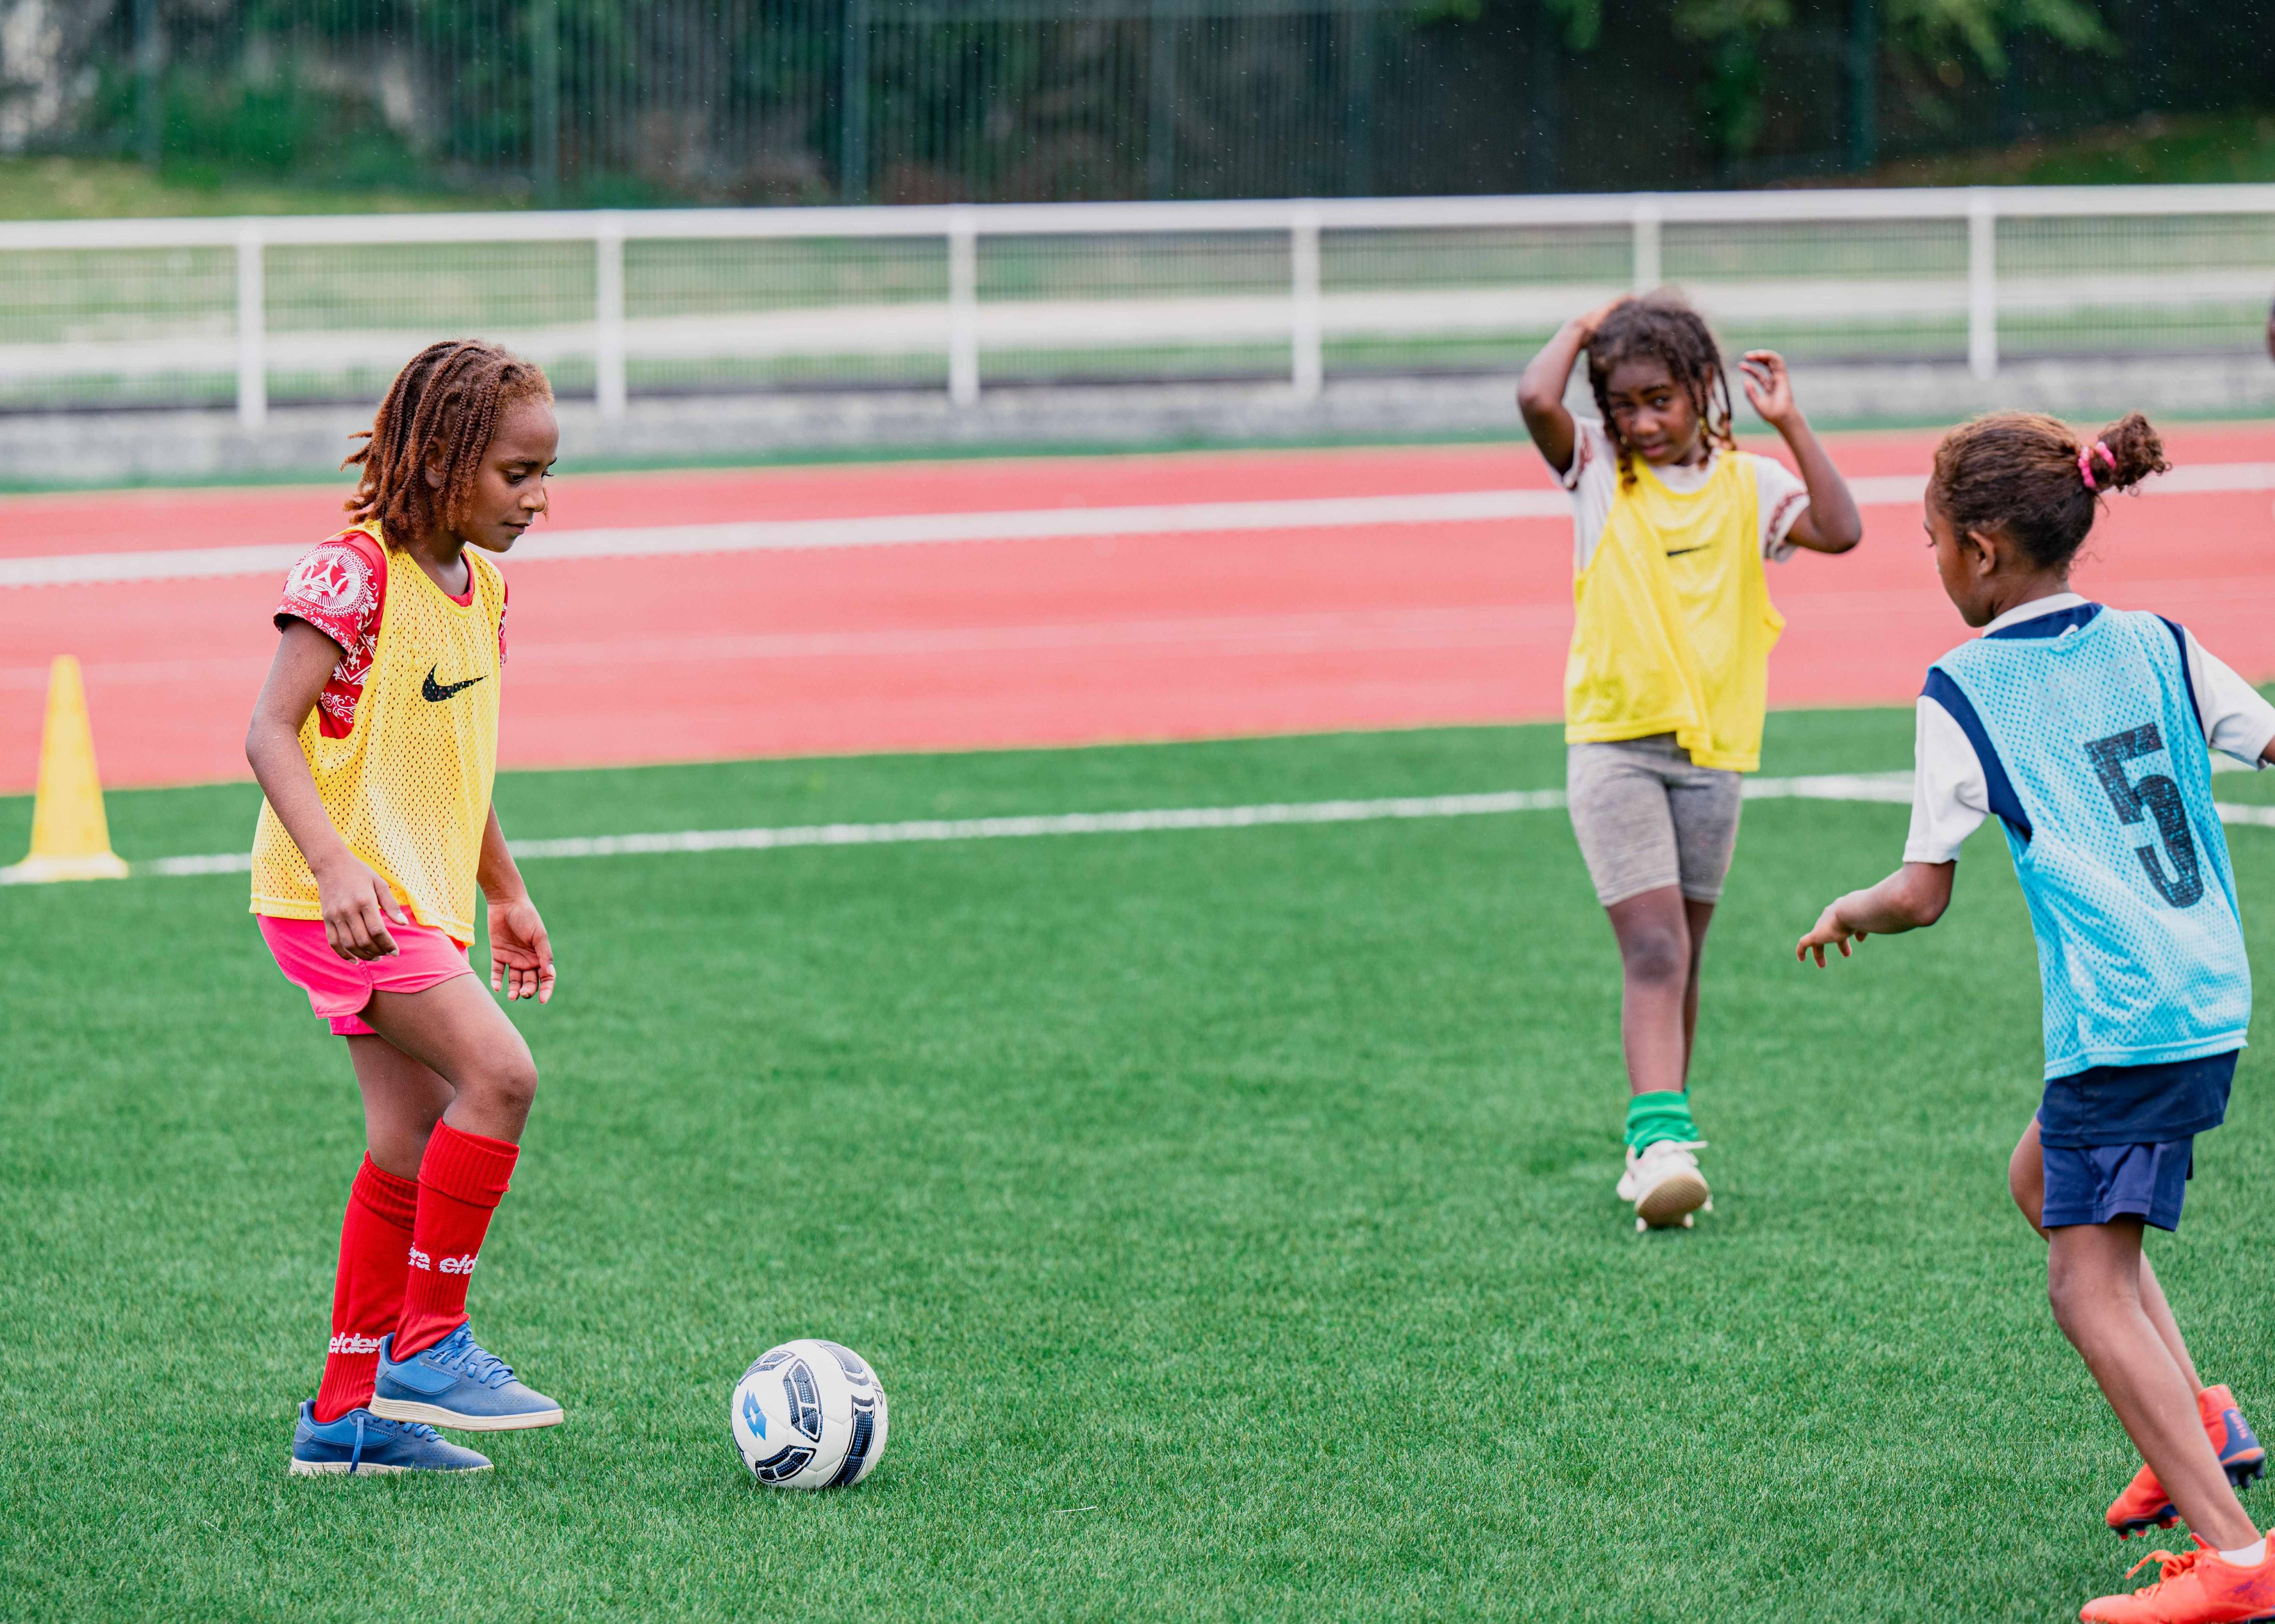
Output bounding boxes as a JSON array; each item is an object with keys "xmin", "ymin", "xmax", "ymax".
[
  {"xmin": 1664, "ymin": 545, "xmax": 1709, "ymax": 557},
  {"xmin": 422, "ymin": 666, "xmax": 487, "ymax": 702}
]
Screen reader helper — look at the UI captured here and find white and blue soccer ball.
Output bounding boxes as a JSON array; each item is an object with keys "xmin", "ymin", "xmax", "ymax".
[{"xmin": 730, "ymin": 1339, "xmax": 889, "ymax": 1490}]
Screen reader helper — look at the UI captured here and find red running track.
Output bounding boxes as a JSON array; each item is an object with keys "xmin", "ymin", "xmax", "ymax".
[{"xmin": 2, "ymin": 425, "xmax": 2271, "ymax": 794}]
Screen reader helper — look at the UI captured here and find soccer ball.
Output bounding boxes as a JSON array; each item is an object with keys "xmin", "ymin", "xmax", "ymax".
[{"xmin": 730, "ymin": 1339, "xmax": 890, "ymax": 1489}]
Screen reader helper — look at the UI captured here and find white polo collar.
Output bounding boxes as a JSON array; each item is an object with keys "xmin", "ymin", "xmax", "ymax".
[{"xmin": 1980, "ymin": 590, "xmax": 2089, "ymax": 637}]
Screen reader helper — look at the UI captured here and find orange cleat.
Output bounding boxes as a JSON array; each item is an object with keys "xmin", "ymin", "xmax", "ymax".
[
  {"xmin": 2079, "ymin": 1537, "xmax": 2275, "ymax": 1623},
  {"xmin": 2110, "ymin": 1388, "xmax": 2269, "ymax": 1540}
]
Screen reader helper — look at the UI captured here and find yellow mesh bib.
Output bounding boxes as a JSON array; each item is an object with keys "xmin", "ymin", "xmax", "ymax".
[
  {"xmin": 250, "ymin": 526, "xmax": 505, "ymax": 942},
  {"xmin": 1563, "ymin": 450, "xmax": 1785, "ymax": 773}
]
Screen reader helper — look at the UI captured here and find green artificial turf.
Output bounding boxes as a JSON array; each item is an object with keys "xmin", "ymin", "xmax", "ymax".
[{"xmin": 7, "ymin": 710, "xmax": 2275, "ymax": 1621}]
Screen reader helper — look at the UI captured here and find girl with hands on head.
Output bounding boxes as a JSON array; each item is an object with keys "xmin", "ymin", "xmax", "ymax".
[{"xmin": 1516, "ymin": 291, "xmax": 1862, "ymax": 1232}]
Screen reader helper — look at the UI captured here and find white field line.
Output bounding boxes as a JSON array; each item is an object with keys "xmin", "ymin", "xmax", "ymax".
[
  {"xmin": 0, "ymin": 766, "xmax": 2099, "ymax": 886},
  {"xmin": 46, "ymin": 768, "xmax": 2269, "ymax": 887},
  {"xmin": 114, "ymin": 788, "xmax": 1566, "ymax": 881},
  {"xmin": 5, "ymin": 466, "xmax": 2269, "ymax": 591}
]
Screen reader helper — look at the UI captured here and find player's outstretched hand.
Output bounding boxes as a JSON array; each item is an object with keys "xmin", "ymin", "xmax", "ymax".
[
  {"xmin": 314, "ymin": 852, "xmax": 407, "ymax": 962},
  {"xmin": 1740, "ymin": 350, "xmax": 1798, "ymax": 428},
  {"xmin": 489, "ymin": 893, "xmax": 556, "ymax": 1004},
  {"xmin": 1795, "ymin": 901, "xmax": 1862, "ymax": 967}
]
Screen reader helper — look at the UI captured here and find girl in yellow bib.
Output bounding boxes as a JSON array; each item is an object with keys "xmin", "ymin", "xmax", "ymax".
[
  {"xmin": 247, "ymin": 341, "xmax": 565, "ymax": 1475},
  {"xmin": 1518, "ymin": 294, "xmax": 1862, "ymax": 1230}
]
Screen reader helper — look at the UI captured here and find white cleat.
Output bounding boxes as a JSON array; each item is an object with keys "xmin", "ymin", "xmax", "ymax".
[{"xmin": 1617, "ymin": 1139, "xmax": 1711, "ymax": 1231}]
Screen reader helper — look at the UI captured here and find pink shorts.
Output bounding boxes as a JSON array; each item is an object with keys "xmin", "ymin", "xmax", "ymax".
[{"xmin": 258, "ymin": 914, "xmax": 476, "ymax": 1037}]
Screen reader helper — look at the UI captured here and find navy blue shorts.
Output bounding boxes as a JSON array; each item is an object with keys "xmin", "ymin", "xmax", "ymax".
[
  {"xmin": 2041, "ymin": 1139, "xmax": 2196, "ymax": 1232},
  {"xmin": 2038, "ymin": 1051, "xmax": 2237, "ymax": 1234}
]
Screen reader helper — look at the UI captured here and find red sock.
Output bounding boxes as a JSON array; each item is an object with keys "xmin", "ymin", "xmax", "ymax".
[
  {"xmin": 312, "ymin": 1157, "xmax": 418, "ymax": 1424},
  {"xmin": 394, "ymin": 1122, "xmax": 519, "ymax": 1361}
]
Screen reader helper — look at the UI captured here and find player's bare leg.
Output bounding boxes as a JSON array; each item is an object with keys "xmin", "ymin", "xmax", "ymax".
[
  {"xmin": 359, "ymin": 975, "xmax": 538, "ymax": 1146},
  {"xmin": 2012, "ymin": 1119, "xmax": 2265, "ymax": 1535},
  {"xmin": 1679, "ymin": 895, "xmax": 1715, "ymax": 1085},
  {"xmin": 347, "ymin": 1035, "xmax": 458, "ymax": 1182},
  {"xmin": 2049, "ymin": 1218, "xmax": 2257, "ymax": 1550},
  {"xmin": 1607, "ymin": 885, "xmax": 1692, "ymax": 1097},
  {"xmin": 2010, "ymin": 1119, "xmax": 2200, "ymax": 1384}
]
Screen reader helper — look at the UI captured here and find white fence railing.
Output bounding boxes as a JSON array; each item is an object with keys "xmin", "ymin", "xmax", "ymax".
[{"xmin": 4, "ymin": 185, "xmax": 2273, "ymax": 424}]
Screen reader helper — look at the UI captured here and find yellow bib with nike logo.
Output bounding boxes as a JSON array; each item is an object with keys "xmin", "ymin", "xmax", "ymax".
[
  {"xmin": 1563, "ymin": 450, "xmax": 1784, "ymax": 773},
  {"xmin": 251, "ymin": 525, "xmax": 506, "ymax": 942}
]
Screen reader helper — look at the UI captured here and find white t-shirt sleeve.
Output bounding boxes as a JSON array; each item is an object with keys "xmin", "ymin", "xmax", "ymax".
[
  {"xmin": 2182, "ymin": 627, "xmax": 2275, "ymax": 766},
  {"xmin": 1748, "ymin": 453, "xmax": 1811, "ymax": 562},
  {"xmin": 1561, "ymin": 417, "xmax": 1620, "ymax": 574},
  {"xmin": 1561, "ymin": 427, "xmax": 1812, "ymax": 571},
  {"xmin": 1903, "ymin": 695, "xmax": 1989, "ymax": 863}
]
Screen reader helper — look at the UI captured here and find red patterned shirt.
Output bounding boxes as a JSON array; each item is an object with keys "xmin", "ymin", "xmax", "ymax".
[{"xmin": 275, "ymin": 530, "xmax": 507, "ymax": 738}]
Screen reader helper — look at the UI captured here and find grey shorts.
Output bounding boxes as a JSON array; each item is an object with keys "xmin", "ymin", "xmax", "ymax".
[{"xmin": 1566, "ymin": 734, "xmax": 1744, "ymax": 907}]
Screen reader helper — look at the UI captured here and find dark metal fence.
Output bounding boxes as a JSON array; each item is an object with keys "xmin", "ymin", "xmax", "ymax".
[{"xmin": 11, "ymin": 0, "xmax": 2269, "ymax": 206}]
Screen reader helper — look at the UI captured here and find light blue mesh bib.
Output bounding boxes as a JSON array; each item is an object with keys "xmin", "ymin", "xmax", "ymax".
[{"xmin": 1928, "ymin": 605, "xmax": 2249, "ymax": 1080}]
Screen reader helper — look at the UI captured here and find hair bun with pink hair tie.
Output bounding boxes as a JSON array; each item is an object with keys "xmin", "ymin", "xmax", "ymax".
[{"xmin": 2078, "ymin": 439, "xmax": 2116, "ymax": 490}]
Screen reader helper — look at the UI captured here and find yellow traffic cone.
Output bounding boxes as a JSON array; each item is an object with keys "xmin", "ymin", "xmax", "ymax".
[{"xmin": 4, "ymin": 655, "xmax": 128, "ymax": 883}]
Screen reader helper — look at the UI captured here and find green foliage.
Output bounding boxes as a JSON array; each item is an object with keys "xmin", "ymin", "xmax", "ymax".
[
  {"xmin": 1554, "ymin": 0, "xmax": 2107, "ymax": 63},
  {"xmin": 1885, "ymin": 0, "xmax": 2109, "ymax": 75},
  {"xmin": 155, "ymin": 65, "xmax": 421, "ymax": 183},
  {"xmin": 1690, "ymin": 28, "xmax": 1778, "ymax": 160},
  {"xmin": 26, "ymin": 0, "xmax": 2262, "ymax": 198},
  {"xmin": 1541, "ymin": 0, "xmax": 1607, "ymax": 50},
  {"xmin": 1547, "ymin": 0, "xmax": 2116, "ymax": 163},
  {"xmin": 1849, "ymin": 110, "xmax": 2275, "ymax": 186}
]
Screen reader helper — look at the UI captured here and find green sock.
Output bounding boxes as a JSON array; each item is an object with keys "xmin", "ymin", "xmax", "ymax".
[{"xmin": 1625, "ymin": 1090, "xmax": 1699, "ymax": 1154}]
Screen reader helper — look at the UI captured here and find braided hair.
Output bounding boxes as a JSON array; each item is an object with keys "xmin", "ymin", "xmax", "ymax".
[
  {"xmin": 345, "ymin": 340, "xmax": 554, "ymax": 544},
  {"xmin": 1928, "ymin": 410, "xmax": 2168, "ymax": 572},
  {"xmin": 1584, "ymin": 295, "xmax": 1736, "ymax": 488}
]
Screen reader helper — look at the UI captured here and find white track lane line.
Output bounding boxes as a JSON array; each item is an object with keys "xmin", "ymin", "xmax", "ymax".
[
  {"xmin": 9, "ymin": 767, "xmax": 2260, "ymax": 886},
  {"xmin": 2, "ymin": 490, "xmax": 1552, "ymax": 588},
  {"xmin": 5, "ymin": 464, "xmax": 2270, "ymax": 590},
  {"xmin": 0, "ymin": 605, "xmax": 1561, "ymax": 690}
]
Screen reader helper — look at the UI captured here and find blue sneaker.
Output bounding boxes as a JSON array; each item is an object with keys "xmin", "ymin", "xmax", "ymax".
[
  {"xmin": 369, "ymin": 1325, "xmax": 564, "ymax": 1432},
  {"xmin": 288, "ymin": 1402, "xmax": 492, "ymax": 1476}
]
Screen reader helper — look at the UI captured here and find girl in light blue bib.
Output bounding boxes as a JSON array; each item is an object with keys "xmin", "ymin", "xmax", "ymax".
[{"xmin": 1797, "ymin": 410, "xmax": 2275, "ymax": 1619}]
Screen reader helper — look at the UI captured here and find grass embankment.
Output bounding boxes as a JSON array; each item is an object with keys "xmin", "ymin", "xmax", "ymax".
[{"xmin": 0, "ymin": 156, "xmax": 527, "ymax": 220}]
